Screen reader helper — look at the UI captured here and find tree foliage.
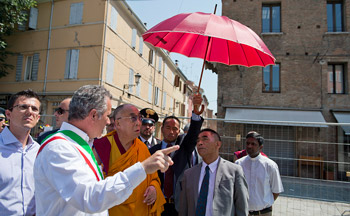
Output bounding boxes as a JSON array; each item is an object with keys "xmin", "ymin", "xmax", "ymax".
[{"xmin": 0, "ymin": 0, "xmax": 37, "ymax": 78}]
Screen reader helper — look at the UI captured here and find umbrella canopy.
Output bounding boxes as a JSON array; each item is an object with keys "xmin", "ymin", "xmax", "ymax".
[{"xmin": 142, "ymin": 12, "xmax": 275, "ymax": 67}]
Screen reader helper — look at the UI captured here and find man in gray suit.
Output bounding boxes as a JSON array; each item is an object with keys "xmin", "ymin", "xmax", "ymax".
[{"xmin": 179, "ymin": 128, "xmax": 249, "ymax": 216}]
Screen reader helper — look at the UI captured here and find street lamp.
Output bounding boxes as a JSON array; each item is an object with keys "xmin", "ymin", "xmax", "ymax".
[{"xmin": 123, "ymin": 73, "xmax": 141, "ymax": 95}]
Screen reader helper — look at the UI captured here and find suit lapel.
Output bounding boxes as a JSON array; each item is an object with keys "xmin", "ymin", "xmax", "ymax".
[
  {"xmin": 214, "ymin": 157, "xmax": 223, "ymax": 197},
  {"xmin": 193, "ymin": 163, "xmax": 202, "ymax": 206}
]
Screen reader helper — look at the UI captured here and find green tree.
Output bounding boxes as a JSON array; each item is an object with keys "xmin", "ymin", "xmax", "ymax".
[{"xmin": 0, "ymin": 0, "xmax": 37, "ymax": 78}]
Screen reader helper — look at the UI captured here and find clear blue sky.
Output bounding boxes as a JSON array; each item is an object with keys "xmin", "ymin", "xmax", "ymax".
[{"xmin": 126, "ymin": 0, "xmax": 222, "ymax": 113}]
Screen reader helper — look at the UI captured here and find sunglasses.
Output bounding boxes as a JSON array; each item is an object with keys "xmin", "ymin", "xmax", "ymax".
[
  {"xmin": 0, "ymin": 118, "xmax": 4, "ymax": 121},
  {"xmin": 11, "ymin": 104, "xmax": 40, "ymax": 114},
  {"xmin": 117, "ymin": 114, "xmax": 143, "ymax": 122},
  {"xmin": 55, "ymin": 107, "xmax": 69, "ymax": 115}
]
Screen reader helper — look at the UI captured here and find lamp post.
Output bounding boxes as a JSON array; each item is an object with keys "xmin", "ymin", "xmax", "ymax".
[{"xmin": 123, "ymin": 73, "xmax": 141, "ymax": 95}]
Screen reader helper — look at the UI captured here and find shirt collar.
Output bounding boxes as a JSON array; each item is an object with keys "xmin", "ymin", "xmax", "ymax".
[
  {"xmin": 248, "ymin": 153, "xmax": 262, "ymax": 161},
  {"xmin": 139, "ymin": 136, "xmax": 153, "ymax": 144},
  {"xmin": 1, "ymin": 126, "xmax": 35, "ymax": 147},
  {"xmin": 202, "ymin": 157, "xmax": 220, "ymax": 173},
  {"xmin": 60, "ymin": 122, "xmax": 91, "ymax": 145}
]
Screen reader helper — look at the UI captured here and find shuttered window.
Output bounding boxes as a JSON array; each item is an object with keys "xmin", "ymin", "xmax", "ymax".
[
  {"xmin": 136, "ymin": 80, "xmax": 141, "ymax": 96},
  {"xmin": 162, "ymin": 92, "xmax": 167, "ymax": 109},
  {"xmin": 69, "ymin": 2, "xmax": 83, "ymax": 25},
  {"xmin": 29, "ymin": 8, "xmax": 38, "ymax": 29},
  {"xmin": 110, "ymin": 6, "xmax": 117, "ymax": 31},
  {"xmin": 169, "ymin": 97, "xmax": 173, "ymax": 113},
  {"xmin": 131, "ymin": 29, "xmax": 137, "ymax": 49},
  {"xmin": 154, "ymin": 87, "xmax": 159, "ymax": 106},
  {"xmin": 164, "ymin": 65, "xmax": 167, "ymax": 78},
  {"xmin": 149, "ymin": 49, "xmax": 154, "ymax": 65},
  {"xmin": 24, "ymin": 53, "xmax": 39, "ymax": 81},
  {"xmin": 65, "ymin": 49, "xmax": 79, "ymax": 79},
  {"xmin": 158, "ymin": 56, "xmax": 162, "ymax": 72},
  {"xmin": 16, "ymin": 55, "xmax": 23, "ymax": 81},
  {"xmin": 106, "ymin": 52, "xmax": 115, "ymax": 84},
  {"xmin": 128, "ymin": 68, "xmax": 134, "ymax": 92},
  {"xmin": 138, "ymin": 36, "xmax": 143, "ymax": 56},
  {"xmin": 148, "ymin": 82, "xmax": 152, "ymax": 103}
]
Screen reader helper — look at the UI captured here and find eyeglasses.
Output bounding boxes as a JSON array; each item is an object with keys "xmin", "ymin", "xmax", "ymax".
[
  {"xmin": 117, "ymin": 114, "xmax": 143, "ymax": 123},
  {"xmin": 55, "ymin": 107, "xmax": 69, "ymax": 115},
  {"xmin": 0, "ymin": 118, "xmax": 4, "ymax": 121},
  {"xmin": 11, "ymin": 104, "xmax": 40, "ymax": 114}
]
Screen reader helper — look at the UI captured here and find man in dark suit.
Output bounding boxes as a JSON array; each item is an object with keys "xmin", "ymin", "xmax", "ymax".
[
  {"xmin": 149, "ymin": 93, "xmax": 204, "ymax": 216},
  {"xmin": 179, "ymin": 129, "xmax": 249, "ymax": 216},
  {"xmin": 139, "ymin": 108, "xmax": 161, "ymax": 148}
]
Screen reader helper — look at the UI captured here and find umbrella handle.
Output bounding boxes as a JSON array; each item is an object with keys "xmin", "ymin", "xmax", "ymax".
[{"xmin": 194, "ymin": 104, "xmax": 205, "ymax": 115}]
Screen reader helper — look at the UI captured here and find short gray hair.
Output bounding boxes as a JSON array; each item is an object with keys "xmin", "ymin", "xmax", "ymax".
[{"xmin": 69, "ymin": 85, "xmax": 112, "ymax": 121}]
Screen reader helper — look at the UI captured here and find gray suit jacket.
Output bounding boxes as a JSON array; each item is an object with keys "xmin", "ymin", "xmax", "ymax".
[{"xmin": 179, "ymin": 157, "xmax": 249, "ymax": 216}]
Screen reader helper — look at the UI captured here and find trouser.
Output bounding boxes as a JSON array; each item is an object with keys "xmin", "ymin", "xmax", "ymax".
[{"xmin": 162, "ymin": 202, "xmax": 178, "ymax": 216}]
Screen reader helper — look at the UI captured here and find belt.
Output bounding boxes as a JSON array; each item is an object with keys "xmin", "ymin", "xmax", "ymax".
[
  {"xmin": 249, "ymin": 206, "xmax": 272, "ymax": 215},
  {"xmin": 165, "ymin": 197, "xmax": 174, "ymax": 204}
]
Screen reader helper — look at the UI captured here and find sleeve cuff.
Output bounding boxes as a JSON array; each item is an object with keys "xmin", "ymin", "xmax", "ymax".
[
  {"xmin": 191, "ymin": 112, "xmax": 201, "ymax": 121},
  {"xmin": 123, "ymin": 162, "xmax": 147, "ymax": 188}
]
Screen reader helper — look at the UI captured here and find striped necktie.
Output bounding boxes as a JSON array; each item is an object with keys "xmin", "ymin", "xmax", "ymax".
[{"xmin": 195, "ymin": 165, "xmax": 210, "ymax": 216}]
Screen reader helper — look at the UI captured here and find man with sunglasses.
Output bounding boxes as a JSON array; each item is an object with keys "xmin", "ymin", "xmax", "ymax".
[
  {"xmin": 0, "ymin": 89, "xmax": 41, "ymax": 216},
  {"xmin": 37, "ymin": 98, "xmax": 71, "ymax": 144},
  {"xmin": 93, "ymin": 104, "xmax": 165, "ymax": 215},
  {"xmin": 139, "ymin": 108, "xmax": 161, "ymax": 148}
]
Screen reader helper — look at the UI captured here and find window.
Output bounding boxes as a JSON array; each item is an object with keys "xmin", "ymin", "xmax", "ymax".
[
  {"xmin": 65, "ymin": 49, "xmax": 79, "ymax": 79},
  {"xmin": 16, "ymin": 53, "xmax": 39, "ymax": 81},
  {"xmin": 154, "ymin": 87, "xmax": 159, "ymax": 106},
  {"xmin": 138, "ymin": 36, "xmax": 143, "ymax": 55},
  {"xmin": 328, "ymin": 64, "xmax": 345, "ymax": 94},
  {"xmin": 148, "ymin": 82, "xmax": 152, "ymax": 103},
  {"xmin": 106, "ymin": 52, "xmax": 115, "ymax": 84},
  {"xmin": 263, "ymin": 64, "xmax": 280, "ymax": 92},
  {"xmin": 131, "ymin": 28, "xmax": 137, "ymax": 49},
  {"xmin": 162, "ymin": 92, "xmax": 167, "ymax": 110},
  {"xmin": 158, "ymin": 56, "xmax": 162, "ymax": 72},
  {"xmin": 164, "ymin": 65, "xmax": 168, "ymax": 78},
  {"xmin": 169, "ymin": 97, "xmax": 173, "ymax": 112},
  {"xmin": 24, "ymin": 54, "xmax": 39, "ymax": 81},
  {"xmin": 128, "ymin": 68, "xmax": 134, "ymax": 93},
  {"xmin": 327, "ymin": 1, "xmax": 344, "ymax": 32},
  {"xmin": 149, "ymin": 49, "xmax": 154, "ymax": 65},
  {"xmin": 18, "ymin": 7, "xmax": 38, "ymax": 30},
  {"xmin": 262, "ymin": 4, "xmax": 281, "ymax": 33},
  {"xmin": 69, "ymin": 2, "xmax": 83, "ymax": 25},
  {"xmin": 110, "ymin": 6, "xmax": 118, "ymax": 31},
  {"xmin": 136, "ymin": 80, "xmax": 141, "ymax": 97}
]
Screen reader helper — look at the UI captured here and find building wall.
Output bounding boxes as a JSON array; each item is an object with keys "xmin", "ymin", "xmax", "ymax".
[{"xmin": 218, "ymin": 0, "xmax": 350, "ymax": 177}]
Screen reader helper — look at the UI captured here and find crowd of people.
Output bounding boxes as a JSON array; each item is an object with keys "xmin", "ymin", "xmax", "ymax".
[{"xmin": 0, "ymin": 85, "xmax": 283, "ymax": 216}]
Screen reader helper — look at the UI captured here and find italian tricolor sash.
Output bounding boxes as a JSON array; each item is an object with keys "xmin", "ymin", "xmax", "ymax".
[{"xmin": 37, "ymin": 130, "xmax": 103, "ymax": 181}]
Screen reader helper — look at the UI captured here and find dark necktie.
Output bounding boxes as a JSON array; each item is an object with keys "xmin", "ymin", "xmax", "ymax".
[
  {"xmin": 163, "ymin": 143, "xmax": 174, "ymax": 198},
  {"xmin": 145, "ymin": 140, "xmax": 150, "ymax": 148},
  {"xmin": 195, "ymin": 166, "xmax": 210, "ymax": 216}
]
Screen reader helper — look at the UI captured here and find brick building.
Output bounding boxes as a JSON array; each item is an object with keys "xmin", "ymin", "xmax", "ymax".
[{"xmin": 217, "ymin": 0, "xmax": 350, "ymax": 180}]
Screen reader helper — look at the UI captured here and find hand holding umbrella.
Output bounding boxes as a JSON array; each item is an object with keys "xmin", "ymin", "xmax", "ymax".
[{"xmin": 192, "ymin": 93, "xmax": 204, "ymax": 115}]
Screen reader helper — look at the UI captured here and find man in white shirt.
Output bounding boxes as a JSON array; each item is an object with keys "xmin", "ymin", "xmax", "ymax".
[
  {"xmin": 179, "ymin": 128, "xmax": 249, "ymax": 216},
  {"xmin": 235, "ymin": 131, "xmax": 284, "ymax": 216},
  {"xmin": 34, "ymin": 85, "xmax": 178, "ymax": 216},
  {"xmin": 0, "ymin": 89, "xmax": 41, "ymax": 216}
]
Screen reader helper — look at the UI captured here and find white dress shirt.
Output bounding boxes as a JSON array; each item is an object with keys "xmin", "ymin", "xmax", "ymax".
[
  {"xmin": 0, "ymin": 127, "xmax": 39, "ymax": 216},
  {"xmin": 235, "ymin": 153, "xmax": 284, "ymax": 211},
  {"xmin": 198, "ymin": 157, "xmax": 219, "ymax": 216},
  {"xmin": 34, "ymin": 122, "xmax": 147, "ymax": 216}
]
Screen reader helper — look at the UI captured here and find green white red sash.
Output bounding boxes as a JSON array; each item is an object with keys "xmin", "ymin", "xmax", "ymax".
[{"xmin": 37, "ymin": 130, "xmax": 103, "ymax": 181}]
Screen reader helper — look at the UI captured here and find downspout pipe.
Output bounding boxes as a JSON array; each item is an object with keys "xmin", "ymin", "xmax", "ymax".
[
  {"xmin": 43, "ymin": 0, "xmax": 54, "ymax": 92},
  {"xmin": 100, "ymin": 0, "xmax": 109, "ymax": 86}
]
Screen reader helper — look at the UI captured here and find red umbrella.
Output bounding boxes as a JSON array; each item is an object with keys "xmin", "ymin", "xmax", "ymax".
[{"xmin": 142, "ymin": 10, "xmax": 275, "ymax": 113}]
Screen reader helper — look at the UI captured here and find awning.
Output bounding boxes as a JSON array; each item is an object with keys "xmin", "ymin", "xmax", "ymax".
[
  {"xmin": 332, "ymin": 112, "xmax": 350, "ymax": 135},
  {"xmin": 224, "ymin": 108, "xmax": 327, "ymax": 127}
]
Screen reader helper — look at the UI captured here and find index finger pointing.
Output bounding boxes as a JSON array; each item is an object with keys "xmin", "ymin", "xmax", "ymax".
[{"xmin": 160, "ymin": 145, "xmax": 179, "ymax": 155}]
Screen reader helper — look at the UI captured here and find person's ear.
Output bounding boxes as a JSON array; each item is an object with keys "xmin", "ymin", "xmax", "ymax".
[{"xmin": 89, "ymin": 109, "xmax": 98, "ymax": 120}]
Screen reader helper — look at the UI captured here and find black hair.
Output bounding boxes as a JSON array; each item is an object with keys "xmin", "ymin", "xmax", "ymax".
[
  {"xmin": 199, "ymin": 128, "xmax": 221, "ymax": 141},
  {"xmin": 162, "ymin": 115, "xmax": 180, "ymax": 127},
  {"xmin": 246, "ymin": 131, "xmax": 264, "ymax": 146},
  {"xmin": 8, "ymin": 89, "xmax": 40, "ymax": 110}
]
